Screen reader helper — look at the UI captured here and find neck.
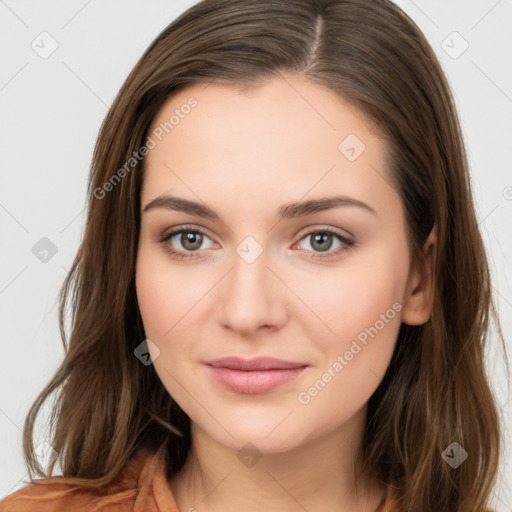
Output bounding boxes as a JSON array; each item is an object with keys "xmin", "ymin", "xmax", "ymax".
[{"xmin": 169, "ymin": 405, "xmax": 387, "ymax": 512}]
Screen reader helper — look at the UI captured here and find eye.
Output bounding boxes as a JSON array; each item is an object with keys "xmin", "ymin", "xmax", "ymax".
[
  {"xmin": 159, "ymin": 225, "xmax": 216, "ymax": 259},
  {"xmin": 294, "ymin": 227, "xmax": 355, "ymax": 259},
  {"xmin": 158, "ymin": 225, "xmax": 356, "ymax": 260}
]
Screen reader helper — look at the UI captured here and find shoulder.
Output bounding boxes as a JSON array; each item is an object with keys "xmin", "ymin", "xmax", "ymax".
[
  {"xmin": 0, "ymin": 481, "xmax": 126, "ymax": 512},
  {"xmin": 377, "ymin": 484, "xmax": 497, "ymax": 512},
  {"xmin": 0, "ymin": 450, "xmax": 157, "ymax": 512}
]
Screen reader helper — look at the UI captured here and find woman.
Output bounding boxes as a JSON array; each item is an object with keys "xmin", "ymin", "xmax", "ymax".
[{"xmin": 1, "ymin": 0, "xmax": 505, "ymax": 511}]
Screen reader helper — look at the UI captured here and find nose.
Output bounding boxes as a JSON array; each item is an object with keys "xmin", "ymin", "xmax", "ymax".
[{"xmin": 217, "ymin": 244, "xmax": 288, "ymax": 336}]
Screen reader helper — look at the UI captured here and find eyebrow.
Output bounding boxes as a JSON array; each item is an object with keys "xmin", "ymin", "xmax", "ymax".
[{"xmin": 142, "ymin": 194, "xmax": 378, "ymax": 219}]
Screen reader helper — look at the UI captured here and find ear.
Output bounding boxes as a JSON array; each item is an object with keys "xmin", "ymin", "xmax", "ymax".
[{"xmin": 401, "ymin": 224, "xmax": 437, "ymax": 326}]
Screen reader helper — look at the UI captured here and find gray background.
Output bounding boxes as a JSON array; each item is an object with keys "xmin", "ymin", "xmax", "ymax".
[{"xmin": 1, "ymin": 0, "xmax": 511, "ymax": 509}]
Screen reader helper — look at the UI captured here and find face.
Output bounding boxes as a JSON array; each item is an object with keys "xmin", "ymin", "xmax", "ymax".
[{"xmin": 135, "ymin": 74, "xmax": 423, "ymax": 454}]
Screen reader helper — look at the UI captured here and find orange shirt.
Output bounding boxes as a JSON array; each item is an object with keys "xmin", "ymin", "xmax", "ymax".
[{"xmin": 1, "ymin": 449, "xmax": 399, "ymax": 511}]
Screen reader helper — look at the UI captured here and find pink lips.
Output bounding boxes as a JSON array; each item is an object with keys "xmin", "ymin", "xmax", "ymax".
[{"xmin": 204, "ymin": 357, "xmax": 308, "ymax": 394}]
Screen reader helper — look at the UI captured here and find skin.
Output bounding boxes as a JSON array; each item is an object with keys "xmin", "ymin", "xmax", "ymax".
[{"xmin": 135, "ymin": 73, "xmax": 436, "ymax": 512}]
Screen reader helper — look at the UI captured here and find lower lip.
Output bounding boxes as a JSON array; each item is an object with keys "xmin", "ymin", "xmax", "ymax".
[{"xmin": 206, "ymin": 365, "xmax": 307, "ymax": 394}]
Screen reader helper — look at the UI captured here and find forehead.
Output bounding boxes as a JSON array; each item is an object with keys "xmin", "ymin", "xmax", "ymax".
[
  {"xmin": 142, "ymin": 74, "xmax": 399, "ymax": 223},
  {"xmin": 148, "ymin": 75, "xmax": 380, "ymax": 147}
]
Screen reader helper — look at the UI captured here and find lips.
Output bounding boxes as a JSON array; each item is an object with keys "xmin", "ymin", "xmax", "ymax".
[
  {"xmin": 204, "ymin": 357, "xmax": 309, "ymax": 394},
  {"xmin": 205, "ymin": 356, "xmax": 308, "ymax": 371}
]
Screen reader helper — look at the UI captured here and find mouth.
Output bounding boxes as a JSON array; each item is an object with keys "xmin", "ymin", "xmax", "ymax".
[{"xmin": 204, "ymin": 356, "xmax": 309, "ymax": 394}]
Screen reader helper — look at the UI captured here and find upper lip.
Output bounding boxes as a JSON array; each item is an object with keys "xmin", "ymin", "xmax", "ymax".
[{"xmin": 205, "ymin": 357, "xmax": 308, "ymax": 371}]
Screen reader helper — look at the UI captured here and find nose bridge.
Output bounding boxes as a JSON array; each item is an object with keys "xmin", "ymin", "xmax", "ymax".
[{"xmin": 217, "ymin": 235, "xmax": 286, "ymax": 333}]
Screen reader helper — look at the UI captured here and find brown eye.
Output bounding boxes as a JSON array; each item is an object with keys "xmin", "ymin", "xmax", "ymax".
[
  {"xmin": 179, "ymin": 231, "xmax": 204, "ymax": 251},
  {"xmin": 309, "ymin": 232, "xmax": 335, "ymax": 252},
  {"xmin": 159, "ymin": 227, "xmax": 215, "ymax": 259},
  {"xmin": 295, "ymin": 228, "xmax": 355, "ymax": 259}
]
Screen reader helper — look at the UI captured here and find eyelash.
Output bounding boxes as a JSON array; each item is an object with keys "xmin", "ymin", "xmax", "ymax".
[{"xmin": 158, "ymin": 224, "xmax": 356, "ymax": 261}]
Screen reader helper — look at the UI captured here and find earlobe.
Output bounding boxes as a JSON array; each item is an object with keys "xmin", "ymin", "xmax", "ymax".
[{"xmin": 401, "ymin": 224, "xmax": 437, "ymax": 326}]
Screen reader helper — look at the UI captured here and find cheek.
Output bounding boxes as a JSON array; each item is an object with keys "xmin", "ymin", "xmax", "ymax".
[
  {"xmin": 136, "ymin": 264, "xmax": 173, "ymax": 341},
  {"xmin": 135, "ymin": 246, "xmax": 217, "ymax": 395},
  {"xmin": 135, "ymin": 244, "xmax": 207, "ymax": 340},
  {"xmin": 294, "ymin": 254, "xmax": 407, "ymax": 351},
  {"xmin": 292, "ymin": 248, "xmax": 407, "ymax": 419},
  {"xmin": 135, "ymin": 253, "xmax": 201, "ymax": 401}
]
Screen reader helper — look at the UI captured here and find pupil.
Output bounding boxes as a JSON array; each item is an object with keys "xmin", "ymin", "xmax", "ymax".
[
  {"xmin": 313, "ymin": 233, "xmax": 332, "ymax": 252},
  {"xmin": 183, "ymin": 231, "xmax": 202, "ymax": 250}
]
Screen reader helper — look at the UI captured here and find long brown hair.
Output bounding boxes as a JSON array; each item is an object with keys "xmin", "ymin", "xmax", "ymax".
[{"xmin": 15, "ymin": 0, "xmax": 507, "ymax": 510}]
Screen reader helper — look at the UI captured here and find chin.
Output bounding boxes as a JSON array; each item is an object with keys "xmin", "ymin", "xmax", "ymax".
[{"xmin": 198, "ymin": 416, "xmax": 311, "ymax": 455}]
